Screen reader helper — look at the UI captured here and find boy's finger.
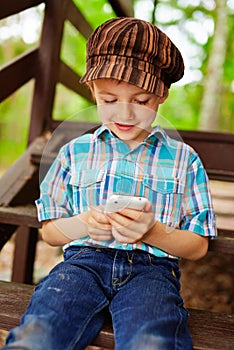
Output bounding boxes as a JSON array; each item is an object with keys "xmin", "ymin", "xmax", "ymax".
[{"xmin": 143, "ymin": 200, "xmax": 152, "ymax": 212}]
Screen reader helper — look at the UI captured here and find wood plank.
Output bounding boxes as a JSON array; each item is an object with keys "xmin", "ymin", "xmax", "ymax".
[
  {"xmin": 92, "ymin": 319, "xmax": 115, "ymax": 349},
  {"xmin": 165, "ymin": 129, "xmax": 234, "ymax": 182},
  {"xmin": 0, "ymin": 159, "xmax": 38, "ymax": 207},
  {"xmin": 176, "ymin": 129, "xmax": 234, "ymax": 143},
  {"xmin": 66, "ymin": 0, "xmax": 93, "ymax": 39},
  {"xmin": 216, "ymin": 216, "xmax": 234, "ymax": 232},
  {"xmin": 0, "ymin": 48, "xmax": 38, "ymax": 103},
  {"xmin": 188, "ymin": 309, "xmax": 234, "ymax": 350},
  {"xmin": 12, "ymin": 227, "xmax": 38, "ymax": 284},
  {"xmin": 0, "ymin": 206, "xmax": 40, "ymax": 228},
  {"xmin": 108, "ymin": 0, "xmax": 134, "ymax": 17},
  {"xmin": 1, "ymin": 212, "xmax": 232, "ymax": 254},
  {"xmin": 0, "ymin": 281, "xmax": 233, "ymax": 350},
  {"xmin": 28, "ymin": 0, "xmax": 69, "ymax": 143},
  {"xmin": 210, "ymin": 180, "xmax": 234, "ymax": 199},
  {"xmin": 0, "ymin": 281, "xmax": 34, "ymax": 331},
  {"xmin": 209, "ymin": 237, "xmax": 234, "ymax": 254},
  {"xmin": 0, "ymin": 210, "xmax": 232, "ymax": 253},
  {"xmin": 0, "ymin": 139, "xmax": 41, "ymax": 206},
  {"xmin": 177, "ymin": 130, "xmax": 234, "ymax": 175},
  {"xmin": 41, "ymin": 121, "xmax": 99, "ymax": 156},
  {"xmin": 0, "ymin": 0, "xmax": 43, "ymax": 20},
  {"xmin": 207, "ymin": 170, "xmax": 234, "ymax": 182},
  {"xmin": 213, "ymin": 199, "xmax": 234, "ymax": 216},
  {"xmin": 49, "ymin": 121, "xmax": 99, "ymax": 138},
  {"xmin": 217, "ymin": 228, "xmax": 234, "ymax": 238},
  {"xmin": 59, "ymin": 61, "xmax": 93, "ymax": 102}
]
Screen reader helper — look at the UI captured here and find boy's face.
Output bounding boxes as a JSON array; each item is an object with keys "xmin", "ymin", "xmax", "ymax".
[{"xmin": 91, "ymin": 79, "xmax": 167, "ymax": 147}]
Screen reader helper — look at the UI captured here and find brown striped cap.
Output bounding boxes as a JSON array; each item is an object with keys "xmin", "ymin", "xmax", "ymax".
[{"xmin": 80, "ymin": 17, "xmax": 184, "ymax": 96}]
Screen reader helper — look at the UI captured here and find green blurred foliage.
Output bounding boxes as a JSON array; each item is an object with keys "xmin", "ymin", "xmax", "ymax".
[
  {"xmin": 51, "ymin": 0, "xmax": 116, "ymax": 121},
  {"xmin": 0, "ymin": 85, "xmax": 31, "ymax": 171},
  {"xmin": 158, "ymin": 84, "xmax": 203, "ymax": 130},
  {"xmin": 0, "ymin": 36, "xmax": 36, "ymax": 172}
]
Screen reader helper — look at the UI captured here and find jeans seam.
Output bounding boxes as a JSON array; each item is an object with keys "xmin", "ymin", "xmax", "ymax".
[
  {"xmin": 175, "ymin": 305, "xmax": 190, "ymax": 350},
  {"xmin": 68, "ymin": 298, "xmax": 109, "ymax": 350},
  {"xmin": 64, "ymin": 247, "xmax": 90, "ymax": 262}
]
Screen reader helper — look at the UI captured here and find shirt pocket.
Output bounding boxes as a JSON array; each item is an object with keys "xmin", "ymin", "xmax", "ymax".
[
  {"xmin": 69, "ymin": 169, "xmax": 107, "ymax": 212},
  {"xmin": 143, "ymin": 176, "xmax": 185, "ymax": 226},
  {"xmin": 143, "ymin": 176, "xmax": 185, "ymax": 194}
]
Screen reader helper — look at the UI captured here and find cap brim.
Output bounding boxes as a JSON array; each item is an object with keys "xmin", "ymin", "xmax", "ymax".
[{"xmin": 80, "ymin": 63, "xmax": 165, "ymax": 97}]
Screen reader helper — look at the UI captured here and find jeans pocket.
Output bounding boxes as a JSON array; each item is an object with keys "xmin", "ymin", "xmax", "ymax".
[
  {"xmin": 63, "ymin": 246, "xmax": 91, "ymax": 261},
  {"xmin": 149, "ymin": 257, "xmax": 181, "ymax": 291}
]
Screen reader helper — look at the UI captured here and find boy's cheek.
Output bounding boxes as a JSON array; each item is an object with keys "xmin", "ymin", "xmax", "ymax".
[{"xmin": 97, "ymin": 104, "xmax": 118, "ymax": 122}]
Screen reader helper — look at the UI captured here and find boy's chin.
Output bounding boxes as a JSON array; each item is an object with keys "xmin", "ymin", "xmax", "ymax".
[{"xmin": 114, "ymin": 129, "xmax": 150, "ymax": 145}]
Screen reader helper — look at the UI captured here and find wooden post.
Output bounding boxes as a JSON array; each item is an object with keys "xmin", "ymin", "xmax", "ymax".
[
  {"xmin": 12, "ymin": 227, "xmax": 38, "ymax": 284},
  {"xmin": 28, "ymin": 0, "xmax": 69, "ymax": 144},
  {"xmin": 108, "ymin": 0, "xmax": 134, "ymax": 17}
]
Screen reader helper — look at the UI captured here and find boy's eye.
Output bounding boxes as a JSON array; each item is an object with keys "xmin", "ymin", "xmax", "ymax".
[
  {"xmin": 134, "ymin": 99, "xmax": 149, "ymax": 105},
  {"xmin": 103, "ymin": 99, "xmax": 117, "ymax": 104}
]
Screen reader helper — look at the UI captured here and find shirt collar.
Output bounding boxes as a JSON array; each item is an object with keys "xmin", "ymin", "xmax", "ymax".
[
  {"xmin": 94, "ymin": 124, "xmax": 111, "ymax": 138},
  {"xmin": 93, "ymin": 124, "xmax": 170, "ymax": 145},
  {"xmin": 147, "ymin": 125, "xmax": 169, "ymax": 143}
]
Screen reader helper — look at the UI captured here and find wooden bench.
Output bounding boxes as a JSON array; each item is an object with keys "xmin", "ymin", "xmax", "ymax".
[
  {"xmin": 0, "ymin": 0, "xmax": 133, "ymax": 284},
  {"xmin": 0, "ymin": 1, "xmax": 234, "ymax": 349},
  {"xmin": 0, "ymin": 277, "xmax": 233, "ymax": 350},
  {"xmin": 0, "ymin": 126, "xmax": 234, "ymax": 349}
]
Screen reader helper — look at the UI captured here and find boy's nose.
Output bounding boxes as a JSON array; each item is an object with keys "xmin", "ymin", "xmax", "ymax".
[{"xmin": 118, "ymin": 102, "xmax": 134, "ymax": 121}]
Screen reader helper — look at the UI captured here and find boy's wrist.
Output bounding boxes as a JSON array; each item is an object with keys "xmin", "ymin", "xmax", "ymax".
[
  {"xmin": 142, "ymin": 220, "xmax": 160, "ymax": 245},
  {"xmin": 142, "ymin": 221, "xmax": 175, "ymax": 246},
  {"xmin": 54, "ymin": 214, "xmax": 89, "ymax": 240}
]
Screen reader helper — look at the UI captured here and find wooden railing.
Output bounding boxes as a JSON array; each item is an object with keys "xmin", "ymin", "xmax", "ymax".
[
  {"xmin": 0, "ymin": 0, "xmax": 134, "ymax": 283},
  {"xmin": 0, "ymin": 2, "xmax": 233, "ymax": 349}
]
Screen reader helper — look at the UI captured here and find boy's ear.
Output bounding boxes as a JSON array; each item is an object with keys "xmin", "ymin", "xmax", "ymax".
[
  {"xmin": 159, "ymin": 87, "xmax": 169, "ymax": 104},
  {"xmin": 86, "ymin": 82, "xmax": 96, "ymax": 102},
  {"xmin": 87, "ymin": 81, "xmax": 93, "ymax": 92}
]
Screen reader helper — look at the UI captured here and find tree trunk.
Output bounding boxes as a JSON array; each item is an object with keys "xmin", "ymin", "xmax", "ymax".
[{"xmin": 198, "ymin": 0, "xmax": 227, "ymax": 131}]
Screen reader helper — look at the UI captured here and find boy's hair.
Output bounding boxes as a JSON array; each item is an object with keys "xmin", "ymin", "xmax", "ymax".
[{"xmin": 80, "ymin": 17, "xmax": 184, "ymax": 97}]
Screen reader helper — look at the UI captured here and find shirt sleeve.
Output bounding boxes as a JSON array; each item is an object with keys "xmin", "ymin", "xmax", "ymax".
[
  {"xmin": 35, "ymin": 146, "xmax": 74, "ymax": 222},
  {"xmin": 180, "ymin": 150, "xmax": 217, "ymax": 238}
]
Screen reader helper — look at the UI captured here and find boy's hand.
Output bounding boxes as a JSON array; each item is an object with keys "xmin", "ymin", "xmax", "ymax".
[
  {"xmin": 106, "ymin": 201, "xmax": 155, "ymax": 244},
  {"xmin": 86, "ymin": 206, "xmax": 112, "ymax": 241}
]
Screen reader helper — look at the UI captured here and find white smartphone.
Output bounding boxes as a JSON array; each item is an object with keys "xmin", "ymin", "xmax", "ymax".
[{"xmin": 105, "ymin": 194, "xmax": 147, "ymax": 213}]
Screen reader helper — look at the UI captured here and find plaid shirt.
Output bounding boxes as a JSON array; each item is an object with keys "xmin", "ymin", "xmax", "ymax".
[{"xmin": 36, "ymin": 125, "xmax": 217, "ymax": 258}]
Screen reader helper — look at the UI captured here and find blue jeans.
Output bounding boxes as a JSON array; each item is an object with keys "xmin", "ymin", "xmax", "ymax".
[{"xmin": 3, "ymin": 247, "xmax": 192, "ymax": 350}]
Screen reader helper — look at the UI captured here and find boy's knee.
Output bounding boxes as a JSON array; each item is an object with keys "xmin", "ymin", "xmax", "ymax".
[
  {"xmin": 4, "ymin": 316, "xmax": 53, "ymax": 350},
  {"xmin": 127, "ymin": 333, "xmax": 167, "ymax": 350}
]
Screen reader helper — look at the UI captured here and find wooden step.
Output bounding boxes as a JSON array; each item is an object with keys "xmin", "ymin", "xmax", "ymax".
[
  {"xmin": 0, "ymin": 205, "xmax": 40, "ymax": 228},
  {"xmin": 0, "ymin": 205, "xmax": 233, "ymax": 253},
  {"xmin": 0, "ymin": 281, "xmax": 233, "ymax": 350}
]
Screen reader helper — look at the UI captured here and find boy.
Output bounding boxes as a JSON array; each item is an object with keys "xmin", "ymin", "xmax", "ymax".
[{"xmin": 3, "ymin": 17, "xmax": 216, "ymax": 350}]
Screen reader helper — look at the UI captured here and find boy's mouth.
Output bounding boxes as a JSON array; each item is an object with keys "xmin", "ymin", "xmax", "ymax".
[{"xmin": 114, "ymin": 123, "xmax": 135, "ymax": 131}]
